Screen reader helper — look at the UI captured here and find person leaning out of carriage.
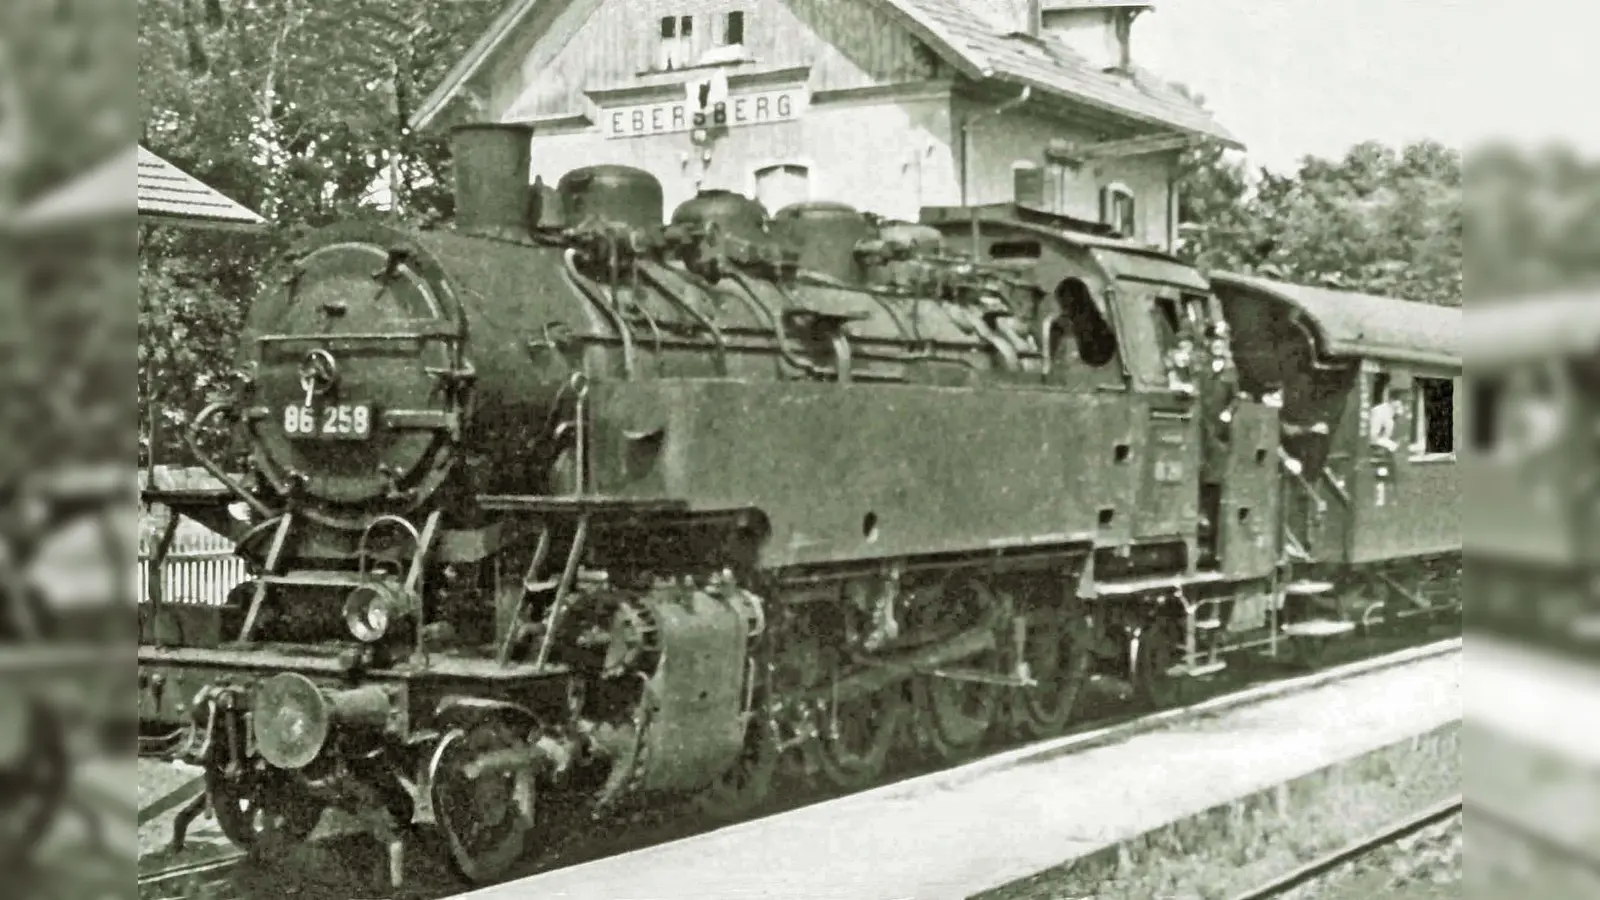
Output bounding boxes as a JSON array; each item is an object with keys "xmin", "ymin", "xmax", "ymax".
[{"xmin": 1257, "ymin": 383, "xmax": 1328, "ymax": 475}]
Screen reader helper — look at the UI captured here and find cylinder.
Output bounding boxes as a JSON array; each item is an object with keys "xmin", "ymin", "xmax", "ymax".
[{"xmin": 450, "ymin": 123, "xmax": 534, "ymax": 239}]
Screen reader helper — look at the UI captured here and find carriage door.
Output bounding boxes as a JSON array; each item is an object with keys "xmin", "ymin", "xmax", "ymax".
[{"xmin": 1114, "ymin": 289, "xmax": 1201, "ymax": 543}]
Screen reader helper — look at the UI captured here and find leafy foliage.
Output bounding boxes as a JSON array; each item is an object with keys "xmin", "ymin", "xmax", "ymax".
[{"xmin": 1171, "ymin": 87, "xmax": 1462, "ymax": 307}]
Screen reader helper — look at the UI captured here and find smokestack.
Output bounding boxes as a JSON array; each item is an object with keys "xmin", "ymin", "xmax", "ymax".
[{"xmin": 449, "ymin": 123, "xmax": 535, "ymax": 239}]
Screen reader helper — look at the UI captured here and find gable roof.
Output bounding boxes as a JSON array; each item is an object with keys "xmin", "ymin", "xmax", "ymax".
[
  {"xmin": 15, "ymin": 145, "xmax": 265, "ymax": 233},
  {"xmin": 410, "ymin": 0, "xmax": 1237, "ymax": 146}
]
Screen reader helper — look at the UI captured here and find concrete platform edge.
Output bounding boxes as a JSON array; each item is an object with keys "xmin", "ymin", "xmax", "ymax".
[{"xmin": 973, "ymin": 720, "xmax": 1463, "ymax": 900}]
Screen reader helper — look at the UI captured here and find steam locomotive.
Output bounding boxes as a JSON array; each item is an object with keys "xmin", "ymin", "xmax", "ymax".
[{"xmin": 138, "ymin": 123, "xmax": 1461, "ymax": 886}]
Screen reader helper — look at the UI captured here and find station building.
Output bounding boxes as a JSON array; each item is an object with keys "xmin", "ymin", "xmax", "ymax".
[{"xmin": 412, "ymin": 0, "xmax": 1238, "ymax": 251}]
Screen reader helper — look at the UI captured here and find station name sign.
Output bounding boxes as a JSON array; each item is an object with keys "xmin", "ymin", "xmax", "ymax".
[{"xmin": 605, "ymin": 88, "xmax": 806, "ymax": 140}]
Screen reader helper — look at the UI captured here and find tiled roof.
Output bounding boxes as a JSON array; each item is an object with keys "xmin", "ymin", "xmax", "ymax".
[
  {"xmin": 136, "ymin": 146, "xmax": 267, "ymax": 230},
  {"xmin": 16, "ymin": 146, "xmax": 267, "ymax": 231},
  {"xmin": 411, "ymin": 0, "xmax": 1237, "ymax": 146},
  {"xmin": 882, "ymin": 0, "xmax": 1237, "ymax": 144}
]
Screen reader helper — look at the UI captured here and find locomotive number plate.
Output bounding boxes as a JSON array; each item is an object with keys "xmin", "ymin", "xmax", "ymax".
[{"xmin": 282, "ymin": 403, "xmax": 373, "ymax": 441}]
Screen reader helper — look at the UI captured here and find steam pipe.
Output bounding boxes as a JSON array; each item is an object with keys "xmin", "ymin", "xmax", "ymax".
[
  {"xmin": 959, "ymin": 84, "xmax": 1032, "ymax": 260},
  {"xmin": 183, "ymin": 401, "xmax": 274, "ymax": 520}
]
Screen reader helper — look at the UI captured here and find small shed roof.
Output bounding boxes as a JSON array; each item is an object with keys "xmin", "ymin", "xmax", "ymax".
[
  {"xmin": 1465, "ymin": 289, "xmax": 1600, "ymax": 369},
  {"xmin": 1210, "ymin": 272, "xmax": 1460, "ymax": 368},
  {"xmin": 14, "ymin": 146, "xmax": 267, "ymax": 232},
  {"xmin": 136, "ymin": 146, "xmax": 267, "ymax": 230}
]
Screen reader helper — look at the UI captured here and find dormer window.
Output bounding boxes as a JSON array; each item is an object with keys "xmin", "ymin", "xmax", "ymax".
[
  {"xmin": 657, "ymin": 15, "xmax": 694, "ymax": 71},
  {"xmin": 654, "ymin": 10, "xmax": 747, "ymax": 71},
  {"xmin": 1100, "ymin": 183, "xmax": 1136, "ymax": 237}
]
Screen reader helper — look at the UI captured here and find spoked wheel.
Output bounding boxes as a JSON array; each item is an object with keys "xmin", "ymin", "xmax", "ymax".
[
  {"xmin": 916, "ymin": 659, "xmax": 1001, "ymax": 760},
  {"xmin": 429, "ymin": 724, "xmax": 535, "ymax": 885},
  {"xmin": 205, "ymin": 765, "xmax": 324, "ymax": 857},
  {"xmin": 808, "ymin": 687, "xmax": 907, "ymax": 791},
  {"xmin": 0, "ymin": 700, "xmax": 67, "ymax": 867},
  {"xmin": 1130, "ymin": 621, "xmax": 1190, "ymax": 710},
  {"xmin": 1015, "ymin": 611, "xmax": 1092, "ymax": 740},
  {"xmin": 698, "ymin": 717, "xmax": 779, "ymax": 821}
]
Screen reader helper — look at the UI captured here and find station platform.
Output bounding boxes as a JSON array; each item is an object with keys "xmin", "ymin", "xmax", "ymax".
[{"xmin": 461, "ymin": 644, "xmax": 1461, "ymax": 900}]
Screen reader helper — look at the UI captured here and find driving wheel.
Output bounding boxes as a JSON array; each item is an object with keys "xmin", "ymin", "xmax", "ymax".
[
  {"xmin": 429, "ymin": 724, "xmax": 534, "ymax": 885},
  {"xmin": 1015, "ymin": 611, "xmax": 1091, "ymax": 739},
  {"xmin": 809, "ymin": 686, "xmax": 906, "ymax": 791},
  {"xmin": 698, "ymin": 716, "xmax": 779, "ymax": 820},
  {"xmin": 916, "ymin": 660, "xmax": 1000, "ymax": 760}
]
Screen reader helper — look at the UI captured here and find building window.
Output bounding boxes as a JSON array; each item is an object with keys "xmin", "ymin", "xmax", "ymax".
[
  {"xmin": 1100, "ymin": 183, "xmax": 1136, "ymax": 237},
  {"xmin": 754, "ymin": 163, "xmax": 810, "ymax": 214},
  {"xmin": 1413, "ymin": 376, "xmax": 1455, "ymax": 457},
  {"xmin": 722, "ymin": 10, "xmax": 744, "ymax": 46},
  {"xmin": 657, "ymin": 15, "xmax": 694, "ymax": 71}
]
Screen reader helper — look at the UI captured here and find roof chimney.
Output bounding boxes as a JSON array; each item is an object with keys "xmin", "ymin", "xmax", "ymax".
[
  {"xmin": 1025, "ymin": 0, "xmax": 1042, "ymax": 36},
  {"xmin": 449, "ymin": 123, "xmax": 535, "ymax": 240}
]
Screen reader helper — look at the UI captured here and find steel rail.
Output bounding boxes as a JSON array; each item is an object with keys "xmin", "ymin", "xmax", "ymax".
[
  {"xmin": 1227, "ymin": 795, "xmax": 1463, "ymax": 900},
  {"xmin": 137, "ymin": 852, "xmax": 246, "ymax": 892}
]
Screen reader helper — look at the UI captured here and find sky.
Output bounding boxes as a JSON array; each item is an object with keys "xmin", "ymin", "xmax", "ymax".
[{"xmin": 1137, "ymin": 0, "xmax": 1600, "ymax": 172}]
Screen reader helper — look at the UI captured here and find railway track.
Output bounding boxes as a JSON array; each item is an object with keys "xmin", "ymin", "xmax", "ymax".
[
  {"xmin": 137, "ymin": 633, "xmax": 1460, "ymax": 900},
  {"xmin": 1227, "ymin": 796, "xmax": 1462, "ymax": 900}
]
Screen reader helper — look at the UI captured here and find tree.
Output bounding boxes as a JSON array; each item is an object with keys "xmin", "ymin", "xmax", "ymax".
[
  {"xmin": 1170, "ymin": 84, "xmax": 1462, "ymax": 307},
  {"xmin": 137, "ymin": 0, "xmax": 502, "ymax": 461}
]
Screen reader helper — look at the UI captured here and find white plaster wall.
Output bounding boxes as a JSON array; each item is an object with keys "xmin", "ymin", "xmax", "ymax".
[{"xmin": 525, "ymin": 86, "xmax": 960, "ymax": 222}]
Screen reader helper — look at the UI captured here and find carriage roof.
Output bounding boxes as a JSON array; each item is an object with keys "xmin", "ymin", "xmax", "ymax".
[
  {"xmin": 1465, "ymin": 289, "xmax": 1600, "ymax": 370},
  {"xmin": 1209, "ymin": 273, "xmax": 1460, "ymax": 369}
]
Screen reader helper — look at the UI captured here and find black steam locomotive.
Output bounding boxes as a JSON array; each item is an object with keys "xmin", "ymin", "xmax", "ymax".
[{"xmin": 138, "ymin": 123, "xmax": 1461, "ymax": 885}]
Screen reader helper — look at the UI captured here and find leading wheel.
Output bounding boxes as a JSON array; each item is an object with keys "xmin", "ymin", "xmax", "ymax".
[
  {"xmin": 429, "ymin": 725, "xmax": 534, "ymax": 885},
  {"xmin": 0, "ymin": 700, "xmax": 67, "ymax": 867},
  {"xmin": 205, "ymin": 765, "xmax": 323, "ymax": 857}
]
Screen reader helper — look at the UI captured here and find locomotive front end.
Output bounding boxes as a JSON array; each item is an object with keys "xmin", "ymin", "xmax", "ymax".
[{"xmin": 241, "ymin": 223, "xmax": 474, "ymax": 524}]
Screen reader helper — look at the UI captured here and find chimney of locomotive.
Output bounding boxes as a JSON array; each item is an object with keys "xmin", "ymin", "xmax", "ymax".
[{"xmin": 449, "ymin": 123, "xmax": 536, "ymax": 240}]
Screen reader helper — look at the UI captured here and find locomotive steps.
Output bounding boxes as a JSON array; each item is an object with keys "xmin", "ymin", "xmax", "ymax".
[{"xmin": 440, "ymin": 638, "xmax": 1461, "ymax": 900}]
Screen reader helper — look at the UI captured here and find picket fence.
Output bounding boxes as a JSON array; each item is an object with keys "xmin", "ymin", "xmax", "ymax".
[{"xmin": 136, "ymin": 530, "xmax": 246, "ymax": 606}]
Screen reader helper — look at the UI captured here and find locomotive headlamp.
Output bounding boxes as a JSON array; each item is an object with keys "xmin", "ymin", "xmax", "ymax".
[
  {"xmin": 342, "ymin": 580, "xmax": 416, "ymax": 643},
  {"xmin": 252, "ymin": 672, "xmax": 393, "ymax": 770}
]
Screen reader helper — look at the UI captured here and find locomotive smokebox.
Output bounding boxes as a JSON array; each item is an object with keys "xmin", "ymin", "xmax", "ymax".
[{"xmin": 450, "ymin": 123, "xmax": 535, "ymax": 239}]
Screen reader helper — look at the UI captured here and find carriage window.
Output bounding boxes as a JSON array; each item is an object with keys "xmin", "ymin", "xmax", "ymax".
[{"xmin": 1414, "ymin": 377, "xmax": 1455, "ymax": 457}]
